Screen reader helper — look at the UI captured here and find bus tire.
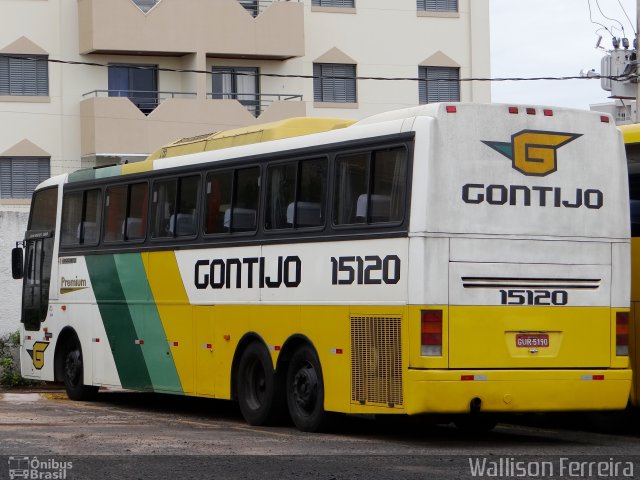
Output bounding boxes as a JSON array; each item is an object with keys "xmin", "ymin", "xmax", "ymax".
[
  {"xmin": 61, "ymin": 337, "xmax": 98, "ymax": 401},
  {"xmin": 237, "ymin": 341, "xmax": 283, "ymax": 426},
  {"xmin": 286, "ymin": 344, "xmax": 327, "ymax": 432}
]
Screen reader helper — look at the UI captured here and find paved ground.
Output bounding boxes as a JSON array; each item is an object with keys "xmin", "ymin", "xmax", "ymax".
[{"xmin": 0, "ymin": 388, "xmax": 639, "ymax": 479}]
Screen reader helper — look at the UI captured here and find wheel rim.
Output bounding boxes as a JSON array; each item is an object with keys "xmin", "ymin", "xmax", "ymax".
[
  {"xmin": 244, "ymin": 358, "xmax": 267, "ymax": 411},
  {"xmin": 65, "ymin": 349, "xmax": 82, "ymax": 387},
  {"xmin": 292, "ymin": 361, "xmax": 318, "ymax": 415}
]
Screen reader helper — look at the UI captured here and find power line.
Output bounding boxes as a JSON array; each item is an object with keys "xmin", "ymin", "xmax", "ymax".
[
  {"xmin": 9, "ymin": 56, "xmax": 637, "ymax": 83},
  {"xmin": 617, "ymin": 0, "xmax": 637, "ymax": 36}
]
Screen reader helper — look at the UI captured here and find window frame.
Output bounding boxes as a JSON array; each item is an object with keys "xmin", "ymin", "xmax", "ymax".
[
  {"xmin": 417, "ymin": 0, "xmax": 458, "ymax": 12},
  {"xmin": 0, "ymin": 157, "xmax": 50, "ymax": 199},
  {"xmin": 212, "ymin": 66, "xmax": 261, "ymax": 116},
  {"xmin": 108, "ymin": 63, "xmax": 159, "ymax": 115},
  {"xmin": 102, "ymin": 181, "xmax": 149, "ymax": 244},
  {"xmin": 0, "ymin": 54, "xmax": 49, "ymax": 97},
  {"xmin": 418, "ymin": 66, "xmax": 460, "ymax": 104},
  {"xmin": 150, "ymin": 174, "xmax": 201, "ymax": 242},
  {"xmin": 331, "ymin": 145, "xmax": 409, "ymax": 229},
  {"xmin": 311, "ymin": 0, "xmax": 355, "ymax": 7},
  {"xmin": 263, "ymin": 156, "xmax": 328, "ymax": 233},
  {"xmin": 313, "ymin": 63, "xmax": 357, "ymax": 104},
  {"xmin": 203, "ymin": 165, "xmax": 261, "ymax": 238}
]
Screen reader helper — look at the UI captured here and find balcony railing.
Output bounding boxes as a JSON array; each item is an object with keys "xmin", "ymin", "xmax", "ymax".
[
  {"xmin": 206, "ymin": 92, "xmax": 303, "ymax": 117},
  {"xmin": 83, "ymin": 90, "xmax": 197, "ymax": 114},
  {"xmin": 131, "ymin": 0, "xmax": 300, "ymax": 16}
]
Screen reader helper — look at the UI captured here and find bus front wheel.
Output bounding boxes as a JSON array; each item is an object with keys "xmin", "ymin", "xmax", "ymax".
[
  {"xmin": 286, "ymin": 345, "xmax": 327, "ymax": 432},
  {"xmin": 237, "ymin": 342, "xmax": 283, "ymax": 425},
  {"xmin": 61, "ymin": 338, "xmax": 98, "ymax": 401}
]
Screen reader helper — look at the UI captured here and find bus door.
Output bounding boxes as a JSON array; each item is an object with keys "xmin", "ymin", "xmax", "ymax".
[
  {"xmin": 22, "ymin": 230, "xmax": 55, "ymax": 331},
  {"xmin": 19, "ymin": 186, "xmax": 59, "ymax": 332}
]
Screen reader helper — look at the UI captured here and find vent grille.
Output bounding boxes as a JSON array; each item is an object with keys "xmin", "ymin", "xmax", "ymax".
[{"xmin": 350, "ymin": 316, "xmax": 403, "ymax": 407}]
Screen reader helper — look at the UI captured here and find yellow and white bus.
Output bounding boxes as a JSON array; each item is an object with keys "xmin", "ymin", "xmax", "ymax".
[
  {"xmin": 619, "ymin": 122, "xmax": 640, "ymax": 407},
  {"xmin": 13, "ymin": 103, "xmax": 631, "ymax": 432}
]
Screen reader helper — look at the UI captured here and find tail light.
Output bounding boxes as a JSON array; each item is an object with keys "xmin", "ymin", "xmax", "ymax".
[
  {"xmin": 421, "ymin": 309, "xmax": 442, "ymax": 356},
  {"xmin": 616, "ymin": 311, "xmax": 629, "ymax": 356}
]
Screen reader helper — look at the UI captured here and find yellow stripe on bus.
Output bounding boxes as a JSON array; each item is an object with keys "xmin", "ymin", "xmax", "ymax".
[{"xmin": 143, "ymin": 251, "xmax": 196, "ymax": 394}]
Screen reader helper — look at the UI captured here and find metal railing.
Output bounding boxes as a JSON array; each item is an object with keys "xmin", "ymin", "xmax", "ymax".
[
  {"xmin": 239, "ymin": 0, "xmax": 300, "ymax": 17},
  {"xmin": 130, "ymin": 0, "xmax": 299, "ymax": 16},
  {"xmin": 206, "ymin": 92, "xmax": 303, "ymax": 117},
  {"xmin": 82, "ymin": 90, "xmax": 197, "ymax": 114}
]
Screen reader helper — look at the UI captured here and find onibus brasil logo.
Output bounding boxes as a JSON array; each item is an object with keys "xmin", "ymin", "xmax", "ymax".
[{"xmin": 482, "ymin": 130, "xmax": 582, "ymax": 177}]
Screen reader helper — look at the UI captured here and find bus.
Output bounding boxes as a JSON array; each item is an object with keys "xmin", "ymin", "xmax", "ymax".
[
  {"xmin": 619, "ymin": 122, "xmax": 640, "ymax": 407},
  {"xmin": 13, "ymin": 103, "xmax": 631, "ymax": 432}
]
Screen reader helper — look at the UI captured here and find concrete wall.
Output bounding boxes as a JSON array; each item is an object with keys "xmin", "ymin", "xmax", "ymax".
[{"xmin": 0, "ymin": 211, "xmax": 28, "ymax": 335}]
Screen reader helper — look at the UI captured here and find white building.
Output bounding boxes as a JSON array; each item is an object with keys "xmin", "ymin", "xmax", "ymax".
[{"xmin": 0, "ymin": 0, "xmax": 490, "ymax": 333}]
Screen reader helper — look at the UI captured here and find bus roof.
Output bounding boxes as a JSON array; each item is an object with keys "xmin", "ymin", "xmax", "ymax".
[
  {"xmin": 146, "ymin": 116, "xmax": 355, "ymax": 160},
  {"xmin": 619, "ymin": 123, "xmax": 640, "ymax": 144}
]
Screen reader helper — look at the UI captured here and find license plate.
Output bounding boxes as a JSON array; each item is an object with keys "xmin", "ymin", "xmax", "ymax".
[{"xmin": 515, "ymin": 333, "xmax": 549, "ymax": 348}]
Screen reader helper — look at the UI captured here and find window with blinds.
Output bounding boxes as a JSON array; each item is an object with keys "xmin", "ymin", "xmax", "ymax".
[
  {"xmin": 312, "ymin": 0, "xmax": 355, "ymax": 7},
  {"xmin": 417, "ymin": 0, "xmax": 457, "ymax": 11},
  {"xmin": 419, "ymin": 66, "xmax": 460, "ymax": 104},
  {"xmin": 313, "ymin": 63, "xmax": 357, "ymax": 103},
  {"xmin": 0, "ymin": 157, "xmax": 50, "ymax": 199},
  {"xmin": 0, "ymin": 55, "xmax": 49, "ymax": 96}
]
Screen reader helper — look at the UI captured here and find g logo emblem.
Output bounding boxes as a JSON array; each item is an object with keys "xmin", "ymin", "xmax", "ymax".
[
  {"xmin": 27, "ymin": 341, "xmax": 49, "ymax": 370},
  {"xmin": 483, "ymin": 130, "xmax": 582, "ymax": 177}
]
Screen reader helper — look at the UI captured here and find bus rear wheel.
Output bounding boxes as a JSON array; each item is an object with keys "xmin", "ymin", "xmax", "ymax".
[
  {"xmin": 286, "ymin": 345, "xmax": 327, "ymax": 432},
  {"xmin": 61, "ymin": 338, "xmax": 98, "ymax": 401},
  {"xmin": 237, "ymin": 342, "xmax": 283, "ymax": 425}
]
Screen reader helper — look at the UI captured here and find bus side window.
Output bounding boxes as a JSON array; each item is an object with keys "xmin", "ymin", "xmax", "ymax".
[
  {"xmin": 265, "ymin": 162, "xmax": 296, "ymax": 230},
  {"xmin": 82, "ymin": 189, "xmax": 102, "ymax": 245},
  {"xmin": 232, "ymin": 167, "xmax": 259, "ymax": 232},
  {"xmin": 174, "ymin": 175, "xmax": 199, "ymax": 237},
  {"xmin": 103, "ymin": 182, "xmax": 148, "ymax": 242},
  {"xmin": 151, "ymin": 179, "xmax": 177, "ymax": 238},
  {"xmin": 334, "ymin": 147, "xmax": 406, "ymax": 226},
  {"xmin": 205, "ymin": 171, "xmax": 233, "ymax": 234},
  {"xmin": 61, "ymin": 191, "xmax": 83, "ymax": 246}
]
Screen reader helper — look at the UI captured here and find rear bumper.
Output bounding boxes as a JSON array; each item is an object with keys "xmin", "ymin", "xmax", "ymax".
[{"xmin": 405, "ymin": 368, "xmax": 631, "ymax": 415}]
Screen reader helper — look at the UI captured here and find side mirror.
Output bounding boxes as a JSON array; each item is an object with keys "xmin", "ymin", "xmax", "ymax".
[{"xmin": 11, "ymin": 246, "xmax": 23, "ymax": 280}]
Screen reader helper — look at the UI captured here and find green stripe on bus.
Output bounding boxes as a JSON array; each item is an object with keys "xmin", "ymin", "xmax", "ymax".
[
  {"xmin": 86, "ymin": 254, "xmax": 153, "ymax": 391},
  {"xmin": 113, "ymin": 253, "xmax": 183, "ymax": 394},
  {"xmin": 67, "ymin": 169, "xmax": 96, "ymax": 183}
]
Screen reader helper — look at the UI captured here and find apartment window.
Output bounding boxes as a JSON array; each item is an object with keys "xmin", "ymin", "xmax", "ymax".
[
  {"xmin": 313, "ymin": 63, "xmax": 357, "ymax": 103},
  {"xmin": 239, "ymin": 0, "xmax": 259, "ymax": 16},
  {"xmin": 417, "ymin": 0, "xmax": 457, "ymax": 12},
  {"xmin": 212, "ymin": 67, "xmax": 260, "ymax": 116},
  {"xmin": 419, "ymin": 66, "xmax": 460, "ymax": 103},
  {"xmin": 312, "ymin": 0, "xmax": 355, "ymax": 6},
  {"xmin": 108, "ymin": 64, "xmax": 158, "ymax": 115},
  {"xmin": 0, "ymin": 157, "xmax": 49, "ymax": 199},
  {"xmin": 132, "ymin": 0, "xmax": 159, "ymax": 12},
  {"xmin": 0, "ymin": 55, "xmax": 48, "ymax": 96}
]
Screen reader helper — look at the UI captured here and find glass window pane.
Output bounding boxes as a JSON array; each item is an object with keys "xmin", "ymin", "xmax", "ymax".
[
  {"xmin": 127, "ymin": 183, "xmax": 148, "ymax": 240},
  {"xmin": 83, "ymin": 189, "xmax": 102, "ymax": 245},
  {"xmin": 334, "ymin": 152, "xmax": 368, "ymax": 225},
  {"xmin": 296, "ymin": 159, "xmax": 326, "ymax": 228},
  {"xmin": 371, "ymin": 148, "xmax": 406, "ymax": 223},
  {"xmin": 175, "ymin": 176, "xmax": 199, "ymax": 236},
  {"xmin": 28, "ymin": 187, "xmax": 57, "ymax": 231},
  {"xmin": 265, "ymin": 163, "xmax": 296, "ymax": 230},
  {"xmin": 233, "ymin": 167, "xmax": 259, "ymax": 232},
  {"xmin": 151, "ymin": 179, "xmax": 176, "ymax": 238},
  {"xmin": 104, "ymin": 185, "xmax": 127, "ymax": 242},
  {"xmin": 61, "ymin": 191, "xmax": 83, "ymax": 246},
  {"xmin": 205, "ymin": 171, "xmax": 233, "ymax": 234}
]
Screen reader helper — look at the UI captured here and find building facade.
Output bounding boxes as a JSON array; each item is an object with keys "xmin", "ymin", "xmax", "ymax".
[{"xmin": 0, "ymin": 0, "xmax": 490, "ymax": 333}]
